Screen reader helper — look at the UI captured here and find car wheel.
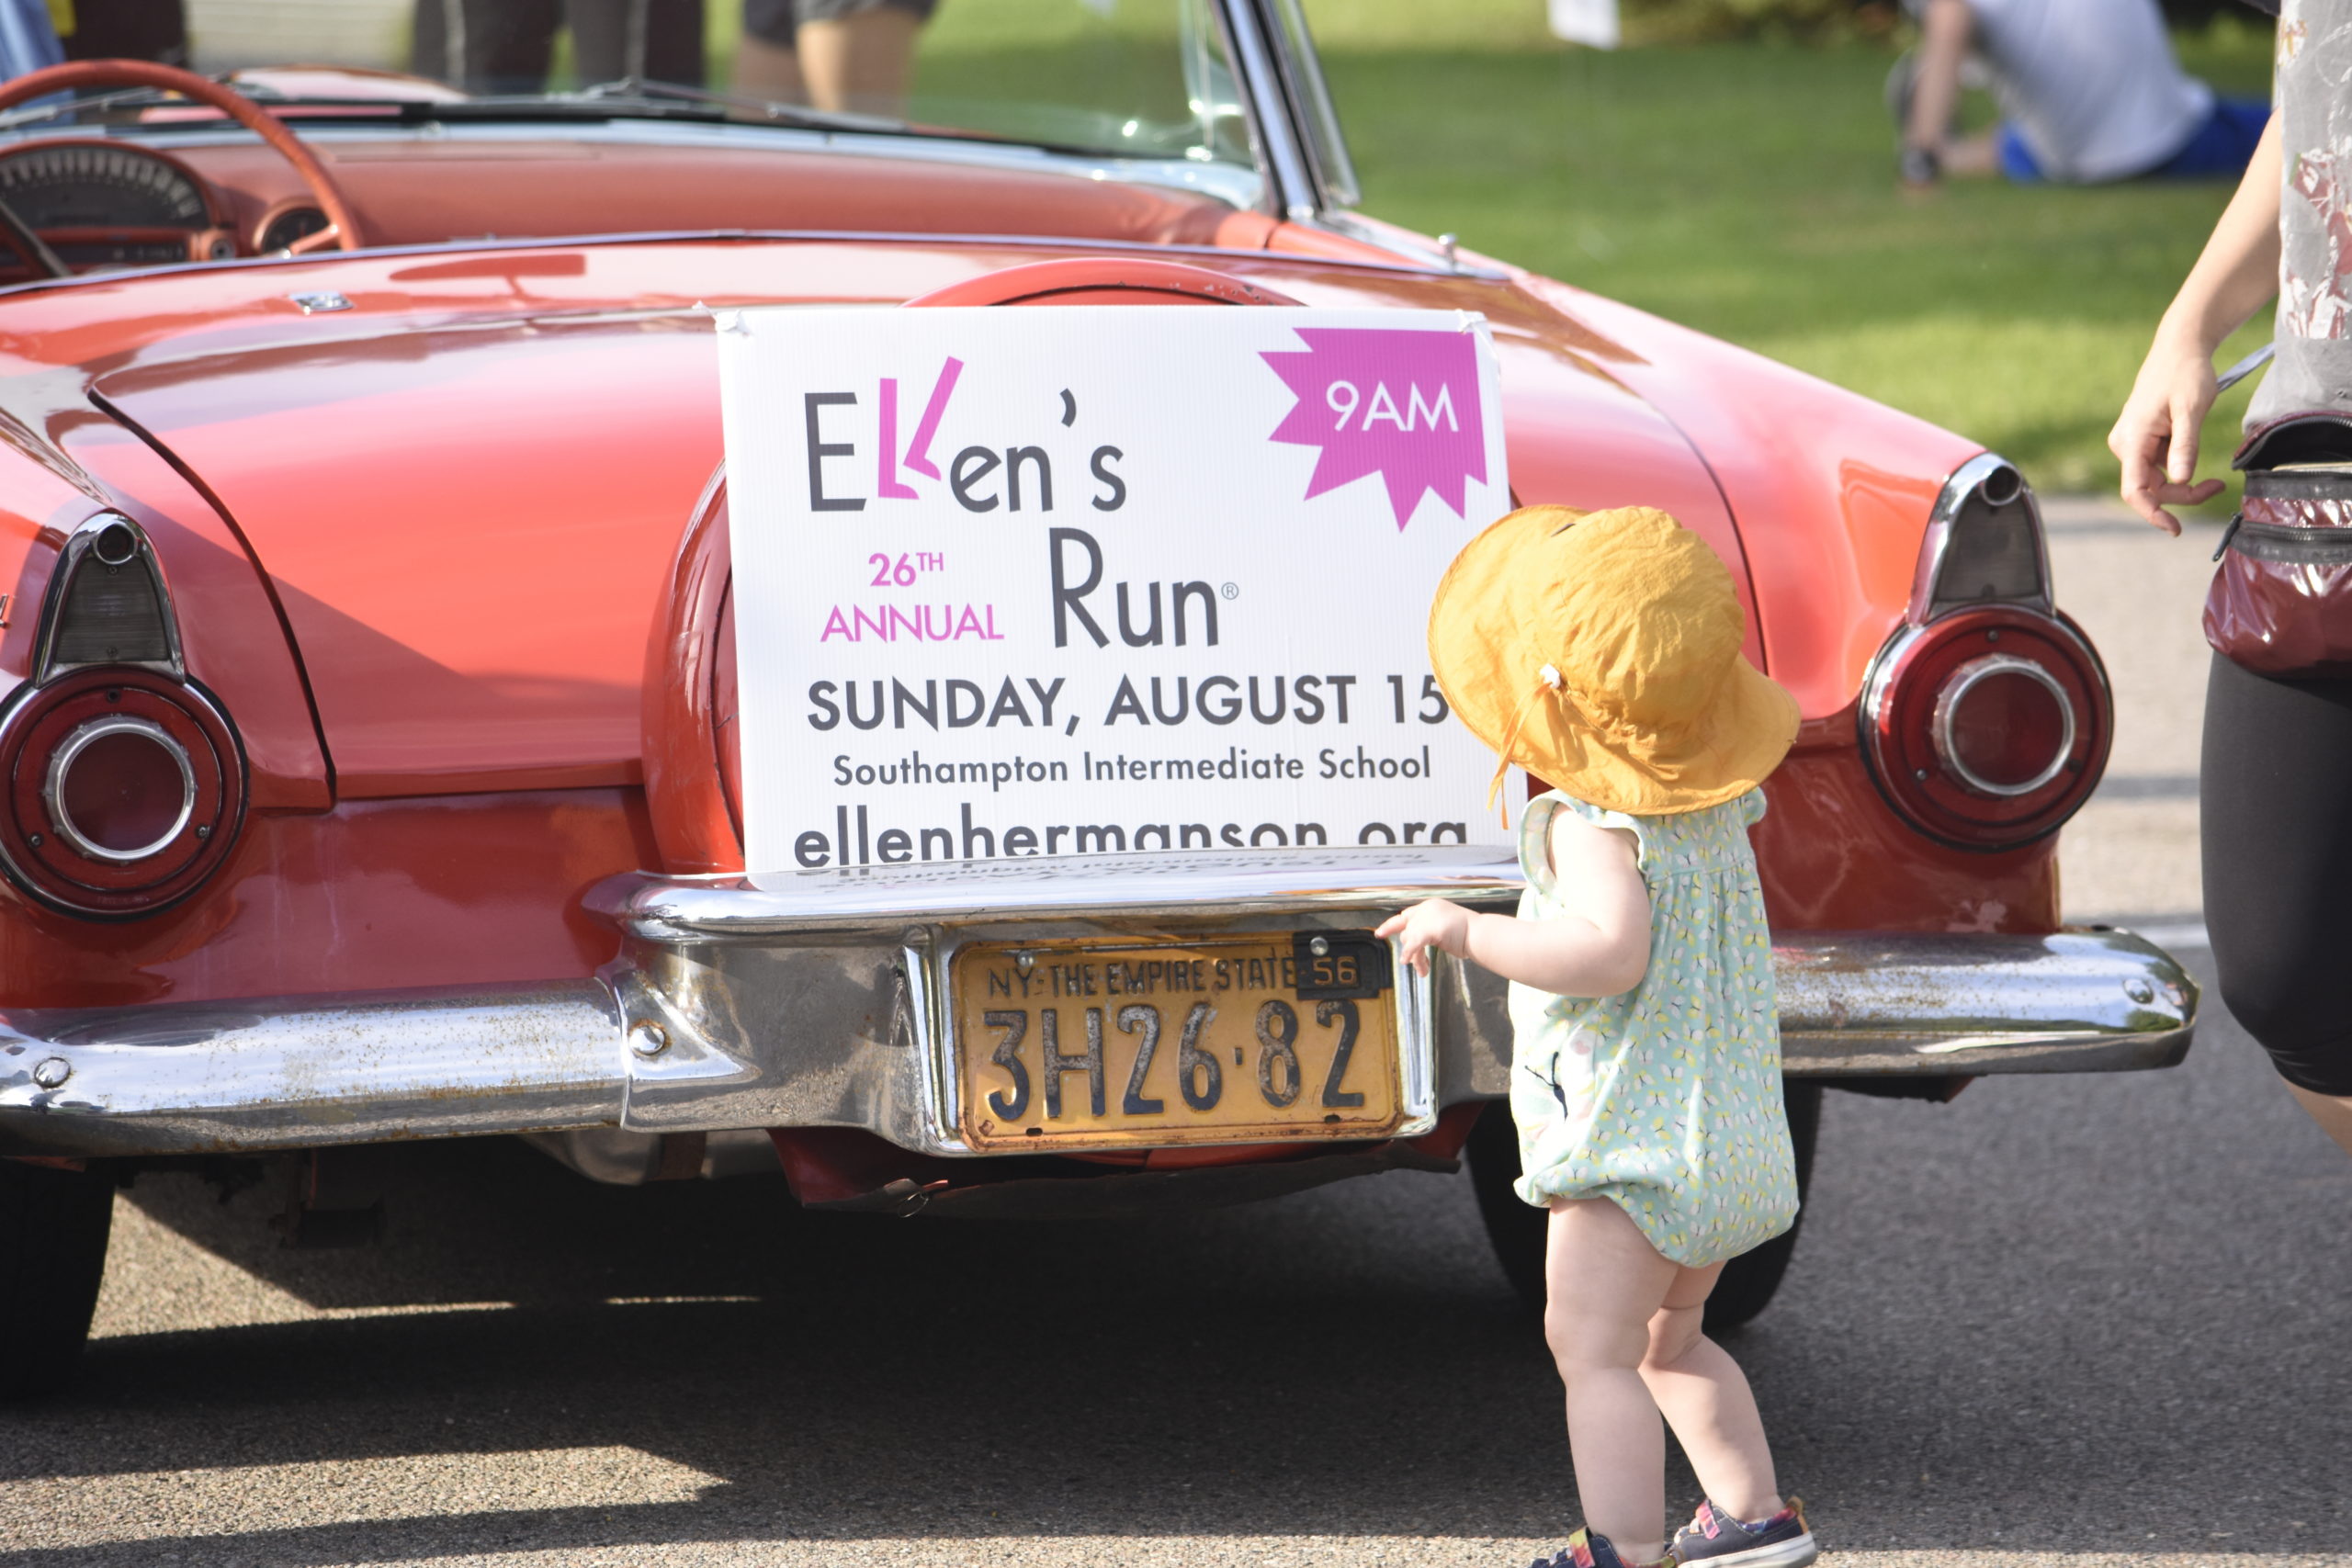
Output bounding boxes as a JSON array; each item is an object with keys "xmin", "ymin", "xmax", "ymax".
[
  {"xmin": 0, "ymin": 1159, "xmax": 114, "ymax": 1399},
  {"xmin": 1464, "ymin": 1099, "xmax": 1548, "ymax": 1311},
  {"xmin": 1464, "ymin": 1079, "xmax": 1821, "ymax": 1330}
]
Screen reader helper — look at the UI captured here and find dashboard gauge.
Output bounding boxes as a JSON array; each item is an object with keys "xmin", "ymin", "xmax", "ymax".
[
  {"xmin": 258, "ymin": 206, "xmax": 330, "ymax": 254},
  {"xmin": 0, "ymin": 142, "xmax": 218, "ymax": 270},
  {"xmin": 0, "ymin": 143, "xmax": 209, "ymax": 230}
]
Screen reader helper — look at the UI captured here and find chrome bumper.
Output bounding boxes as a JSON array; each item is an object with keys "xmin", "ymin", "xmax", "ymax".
[{"xmin": 0, "ymin": 848, "xmax": 2198, "ymax": 1159}]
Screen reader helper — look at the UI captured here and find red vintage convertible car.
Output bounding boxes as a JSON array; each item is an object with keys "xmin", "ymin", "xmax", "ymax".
[{"xmin": 0, "ymin": 1, "xmax": 2193, "ymax": 1396}]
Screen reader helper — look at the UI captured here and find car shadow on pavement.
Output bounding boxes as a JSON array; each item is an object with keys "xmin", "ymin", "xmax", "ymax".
[
  {"xmin": 11, "ymin": 1146, "xmax": 1596, "ymax": 1563},
  {"xmin": 6, "ymin": 942, "xmax": 2352, "ymax": 1564}
]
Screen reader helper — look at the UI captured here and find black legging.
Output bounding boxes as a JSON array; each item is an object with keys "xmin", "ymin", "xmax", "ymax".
[{"xmin": 2203, "ymin": 651, "xmax": 2352, "ymax": 1095}]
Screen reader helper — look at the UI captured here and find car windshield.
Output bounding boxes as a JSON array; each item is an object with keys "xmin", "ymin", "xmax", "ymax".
[{"xmin": 41, "ymin": 0, "xmax": 1260, "ymax": 174}]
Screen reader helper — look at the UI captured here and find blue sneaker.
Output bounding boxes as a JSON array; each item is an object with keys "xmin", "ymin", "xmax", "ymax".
[
  {"xmin": 1527, "ymin": 1528, "xmax": 1672, "ymax": 1568},
  {"xmin": 1668, "ymin": 1496, "xmax": 1817, "ymax": 1567}
]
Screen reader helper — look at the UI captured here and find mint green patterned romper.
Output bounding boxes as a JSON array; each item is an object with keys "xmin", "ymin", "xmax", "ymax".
[{"xmin": 1506, "ymin": 789, "xmax": 1798, "ymax": 1268}]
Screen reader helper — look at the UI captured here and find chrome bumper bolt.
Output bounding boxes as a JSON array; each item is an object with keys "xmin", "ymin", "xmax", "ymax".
[
  {"xmin": 30, "ymin": 1056, "xmax": 70, "ymax": 1089},
  {"xmin": 628, "ymin": 1021, "xmax": 671, "ymax": 1059}
]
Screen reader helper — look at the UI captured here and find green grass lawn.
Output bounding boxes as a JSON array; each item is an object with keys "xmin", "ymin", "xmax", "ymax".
[{"xmin": 1305, "ymin": 8, "xmax": 2278, "ymax": 502}]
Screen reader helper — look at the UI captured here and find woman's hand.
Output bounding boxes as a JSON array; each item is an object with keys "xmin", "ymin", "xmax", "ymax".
[
  {"xmin": 1376, "ymin": 897, "xmax": 1470, "ymax": 977},
  {"xmin": 2110, "ymin": 334, "xmax": 2227, "ymax": 536},
  {"xmin": 2109, "ymin": 110, "xmax": 2282, "ymax": 536}
]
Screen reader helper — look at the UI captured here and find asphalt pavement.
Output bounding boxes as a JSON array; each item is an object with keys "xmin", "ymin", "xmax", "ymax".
[{"xmin": 4, "ymin": 502, "xmax": 2345, "ymax": 1568}]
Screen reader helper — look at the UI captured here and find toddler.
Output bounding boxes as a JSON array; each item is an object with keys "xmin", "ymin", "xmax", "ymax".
[{"xmin": 1378, "ymin": 504, "xmax": 1816, "ymax": 1568}]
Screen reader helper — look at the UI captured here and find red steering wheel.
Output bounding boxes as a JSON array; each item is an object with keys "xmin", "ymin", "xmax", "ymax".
[{"xmin": 0, "ymin": 60, "xmax": 366, "ymax": 265}]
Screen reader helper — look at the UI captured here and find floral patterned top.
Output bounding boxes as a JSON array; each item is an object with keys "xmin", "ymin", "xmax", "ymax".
[
  {"xmin": 1505, "ymin": 789, "xmax": 1798, "ymax": 1269},
  {"xmin": 2248, "ymin": 1, "xmax": 2352, "ymax": 430}
]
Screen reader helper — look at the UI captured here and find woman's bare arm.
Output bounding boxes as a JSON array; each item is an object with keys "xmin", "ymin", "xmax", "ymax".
[
  {"xmin": 1375, "ymin": 812, "xmax": 1651, "ymax": 998},
  {"xmin": 2109, "ymin": 111, "xmax": 2284, "ymax": 534}
]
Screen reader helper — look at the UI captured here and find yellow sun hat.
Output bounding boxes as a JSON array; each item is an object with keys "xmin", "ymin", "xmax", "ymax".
[{"xmin": 1428, "ymin": 503, "xmax": 1800, "ymax": 818}]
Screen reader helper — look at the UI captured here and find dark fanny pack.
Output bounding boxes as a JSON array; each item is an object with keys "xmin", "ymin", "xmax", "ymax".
[{"xmin": 2205, "ymin": 414, "xmax": 2352, "ymax": 677}]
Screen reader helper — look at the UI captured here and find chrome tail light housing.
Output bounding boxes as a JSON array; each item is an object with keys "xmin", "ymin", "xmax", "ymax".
[
  {"xmin": 1859, "ymin": 457, "xmax": 2112, "ymax": 851},
  {"xmin": 0, "ymin": 513, "xmax": 245, "ymax": 918}
]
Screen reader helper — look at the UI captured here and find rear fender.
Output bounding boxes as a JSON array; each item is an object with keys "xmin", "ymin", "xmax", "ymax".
[
  {"xmin": 1510, "ymin": 274, "xmax": 1979, "ymax": 719},
  {"xmin": 62, "ymin": 412, "xmax": 330, "ymax": 810}
]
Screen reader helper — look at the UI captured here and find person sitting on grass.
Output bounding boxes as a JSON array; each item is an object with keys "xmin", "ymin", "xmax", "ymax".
[{"xmin": 1892, "ymin": 0, "xmax": 2269, "ymax": 186}]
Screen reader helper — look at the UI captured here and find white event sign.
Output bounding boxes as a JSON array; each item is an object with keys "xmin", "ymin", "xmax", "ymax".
[{"xmin": 715, "ymin": 305, "xmax": 1513, "ymax": 879}]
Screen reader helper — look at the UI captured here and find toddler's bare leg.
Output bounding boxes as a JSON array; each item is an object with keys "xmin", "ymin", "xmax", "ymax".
[
  {"xmin": 1544, "ymin": 1198, "xmax": 1680, "ymax": 1562},
  {"xmin": 1638, "ymin": 1261, "xmax": 1783, "ymax": 1523}
]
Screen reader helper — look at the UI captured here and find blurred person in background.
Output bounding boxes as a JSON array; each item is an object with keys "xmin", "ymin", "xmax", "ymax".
[
  {"xmin": 730, "ymin": 0, "xmax": 936, "ymax": 116},
  {"xmin": 412, "ymin": 0, "xmax": 705, "ymax": 96},
  {"xmin": 49, "ymin": 0, "xmax": 186, "ymax": 67},
  {"xmin": 0, "ymin": 0, "xmax": 60, "ymax": 79},
  {"xmin": 1892, "ymin": 0, "xmax": 2268, "ymax": 186}
]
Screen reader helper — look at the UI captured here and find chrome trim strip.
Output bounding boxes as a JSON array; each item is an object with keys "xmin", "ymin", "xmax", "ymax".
[
  {"xmin": 1219, "ymin": 0, "xmax": 1318, "ymax": 221},
  {"xmin": 1909, "ymin": 451, "xmax": 2054, "ymax": 626},
  {"xmin": 32, "ymin": 512, "xmax": 184, "ymax": 685},
  {"xmin": 1395, "ymin": 947, "xmax": 1438, "ymax": 1134},
  {"xmin": 42, "ymin": 714, "xmax": 196, "ymax": 862},
  {"xmin": 0, "ymin": 981, "xmax": 628, "ymax": 1156},
  {"xmin": 584, "ymin": 845, "xmax": 1526, "ymax": 941},
  {"xmin": 0, "ymin": 924, "xmax": 2196, "ymax": 1159},
  {"xmin": 0, "ymin": 225, "xmax": 1489, "ymax": 306},
  {"xmin": 1770, "ymin": 927, "xmax": 2195, "ymax": 1076},
  {"xmin": 1256, "ymin": 0, "xmax": 1360, "ymax": 209}
]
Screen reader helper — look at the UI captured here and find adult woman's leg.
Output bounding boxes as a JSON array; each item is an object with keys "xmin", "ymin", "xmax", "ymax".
[
  {"xmin": 2286, "ymin": 1083, "xmax": 2352, "ymax": 1153},
  {"xmin": 1639, "ymin": 1260, "xmax": 1783, "ymax": 1523},
  {"xmin": 795, "ymin": 0, "xmax": 924, "ymax": 115},
  {"xmin": 1545, "ymin": 1197, "xmax": 1681, "ymax": 1563},
  {"xmin": 2201, "ymin": 650, "xmax": 2352, "ymax": 1155},
  {"xmin": 732, "ymin": 0, "xmax": 809, "ymax": 101}
]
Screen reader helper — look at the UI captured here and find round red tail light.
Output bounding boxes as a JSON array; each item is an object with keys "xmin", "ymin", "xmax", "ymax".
[
  {"xmin": 1931, "ymin": 654, "xmax": 2076, "ymax": 796},
  {"xmin": 1861, "ymin": 607, "xmax": 2109, "ymax": 851},
  {"xmin": 0, "ymin": 670, "xmax": 243, "ymax": 918},
  {"xmin": 48, "ymin": 716, "xmax": 197, "ymax": 861}
]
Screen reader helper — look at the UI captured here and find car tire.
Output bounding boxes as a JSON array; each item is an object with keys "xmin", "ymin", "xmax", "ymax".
[
  {"xmin": 1464, "ymin": 1079, "xmax": 1821, "ymax": 1331},
  {"xmin": 0, "ymin": 1159, "xmax": 115, "ymax": 1399}
]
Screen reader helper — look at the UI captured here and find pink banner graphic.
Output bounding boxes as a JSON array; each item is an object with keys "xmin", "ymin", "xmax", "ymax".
[{"xmin": 1261, "ymin": 326, "xmax": 1487, "ymax": 529}]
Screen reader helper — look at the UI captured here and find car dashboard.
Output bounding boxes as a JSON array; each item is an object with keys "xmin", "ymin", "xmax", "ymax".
[
  {"xmin": 0, "ymin": 118, "xmax": 1261, "ymax": 285},
  {"xmin": 0, "ymin": 139, "xmax": 332, "ymax": 277}
]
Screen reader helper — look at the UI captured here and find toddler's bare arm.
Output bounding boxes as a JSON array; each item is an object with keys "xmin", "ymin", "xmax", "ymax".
[{"xmin": 1375, "ymin": 813, "xmax": 1649, "ymax": 997}]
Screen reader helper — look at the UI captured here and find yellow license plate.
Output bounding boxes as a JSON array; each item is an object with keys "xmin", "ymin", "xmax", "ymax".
[{"xmin": 950, "ymin": 933, "xmax": 1402, "ymax": 1152}]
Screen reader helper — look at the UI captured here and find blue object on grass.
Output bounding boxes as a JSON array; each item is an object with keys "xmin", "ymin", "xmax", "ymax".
[{"xmin": 2000, "ymin": 96, "xmax": 2272, "ymax": 183}]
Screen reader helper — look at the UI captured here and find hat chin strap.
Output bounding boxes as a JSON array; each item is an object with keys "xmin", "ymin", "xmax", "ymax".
[
  {"xmin": 1485, "ymin": 667, "xmax": 1564, "ymax": 830},
  {"xmin": 1488, "ymin": 671, "xmax": 1690, "ymax": 825}
]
